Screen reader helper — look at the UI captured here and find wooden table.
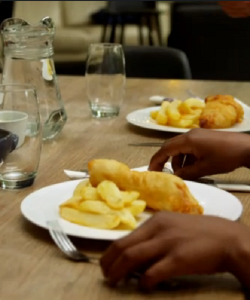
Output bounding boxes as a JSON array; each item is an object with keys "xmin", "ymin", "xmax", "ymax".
[{"xmin": 1, "ymin": 77, "xmax": 250, "ymax": 300}]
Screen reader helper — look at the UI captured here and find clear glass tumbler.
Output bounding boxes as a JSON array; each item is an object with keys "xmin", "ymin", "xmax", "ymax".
[
  {"xmin": 0, "ymin": 84, "xmax": 42, "ymax": 189},
  {"xmin": 85, "ymin": 43, "xmax": 126, "ymax": 118}
]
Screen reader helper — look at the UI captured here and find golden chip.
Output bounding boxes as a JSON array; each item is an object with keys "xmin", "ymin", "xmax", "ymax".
[{"xmin": 97, "ymin": 180, "xmax": 123, "ymax": 209}]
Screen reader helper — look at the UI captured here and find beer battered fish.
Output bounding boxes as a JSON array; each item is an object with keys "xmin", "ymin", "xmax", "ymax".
[
  {"xmin": 88, "ymin": 159, "xmax": 203, "ymax": 215},
  {"xmin": 199, "ymin": 95, "xmax": 244, "ymax": 129}
]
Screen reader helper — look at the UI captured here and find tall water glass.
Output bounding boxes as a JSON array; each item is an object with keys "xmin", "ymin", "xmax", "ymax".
[
  {"xmin": 85, "ymin": 43, "xmax": 126, "ymax": 118},
  {"xmin": 0, "ymin": 84, "xmax": 42, "ymax": 189}
]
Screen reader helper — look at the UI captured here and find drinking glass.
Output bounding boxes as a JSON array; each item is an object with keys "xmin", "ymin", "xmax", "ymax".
[
  {"xmin": 85, "ymin": 43, "xmax": 126, "ymax": 118},
  {"xmin": 0, "ymin": 84, "xmax": 42, "ymax": 189}
]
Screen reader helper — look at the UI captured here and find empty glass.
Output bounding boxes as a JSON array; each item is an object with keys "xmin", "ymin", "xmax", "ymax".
[
  {"xmin": 85, "ymin": 43, "xmax": 126, "ymax": 118},
  {"xmin": 0, "ymin": 84, "xmax": 42, "ymax": 189}
]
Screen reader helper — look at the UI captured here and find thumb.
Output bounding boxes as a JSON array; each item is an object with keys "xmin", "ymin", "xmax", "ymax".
[{"xmin": 174, "ymin": 161, "xmax": 211, "ymax": 180}]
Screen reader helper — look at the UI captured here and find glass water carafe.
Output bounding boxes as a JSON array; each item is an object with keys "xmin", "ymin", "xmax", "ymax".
[{"xmin": 0, "ymin": 17, "xmax": 67, "ymax": 140}]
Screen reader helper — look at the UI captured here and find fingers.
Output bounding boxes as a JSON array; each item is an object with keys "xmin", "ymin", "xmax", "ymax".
[
  {"xmin": 171, "ymin": 154, "xmax": 185, "ymax": 172},
  {"xmin": 100, "ymin": 216, "xmax": 157, "ymax": 278},
  {"xmin": 183, "ymin": 154, "xmax": 197, "ymax": 168},
  {"xmin": 149, "ymin": 136, "xmax": 180, "ymax": 171},
  {"xmin": 172, "ymin": 154, "xmax": 197, "ymax": 173},
  {"xmin": 139, "ymin": 257, "xmax": 178, "ymax": 290},
  {"xmin": 149, "ymin": 136, "xmax": 193, "ymax": 172},
  {"xmin": 105, "ymin": 238, "xmax": 168, "ymax": 285},
  {"xmin": 174, "ymin": 160, "xmax": 212, "ymax": 180}
]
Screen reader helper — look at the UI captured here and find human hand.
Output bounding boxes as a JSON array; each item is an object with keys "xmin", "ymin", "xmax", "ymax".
[
  {"xmin": 219, "ymin": 1, "xmax": 250, "ymax": 18},
  {"xmin": 149, "ymin": 128, "xmax": 250, "ymax": 180},
  {"xmin": 100, "ymin": 212, "xmax": 250, "ymax": 290}
]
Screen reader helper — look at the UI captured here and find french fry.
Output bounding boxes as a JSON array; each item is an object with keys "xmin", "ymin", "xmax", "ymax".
[
  {"xmin": 154, "ymin": 101, "xmax": 170, "ymax": 125},
  {"xmin": 156, "ymin": 111, "xmax": 168, "ymax": 125},
  {"xmin": 152, "ymin": 97, "xmax": 205, "ymax": 129},
  {"xmin": 150, "ymin": 110, "xmax": 158, "ymax": 120},
  {"xmin": 185, "ymin": 98, "xmax": 205, "ymax": 109},
  {"xmin": 179, "ymin": 101, "xmax": 193, "ymax": 114},
  {"xmin": 60, "ymin": 207, "xmax": 120, "ymax": 229},
  {"xmin": 60, "ymin": 178, "xmax": 147, "ymax": 231},
  {"xmin": 181, "ymin": 110, "xmax": 202, "ymax": 120},
  {"xmin": 79, "ymin": 200, "xmax": 111, "ymax": 215},
  {"xmin": 127, "ymin": 200, "xmax": 147, "ymax": 216},
  {"xmin": 97, "ymin": 180, "xmax": 123, "ymax": 209},
  {"xmin": 161, "ymin": 101, "xmax": 170, "ymax": 113},
  {"xmin": 116, "ymin": 208, "xmax": 137, "ymax": 229},
  {"xmin": 179, "ymin": 98, "xmax": 205, "ymax": 114},
  {"xmin": 168, "ymin": 118, "xmax": 194, "ymax": 128},
  {"xmin": 81, "ymin": 186, "xmax": 101, "ymax": 201},
  {"xmin": 121, "ymin": 191, "xmax": 140, "ymax": 205},
  {"xmin": 60, "ymin": 195, "xmax": 82, "ymax": 210},
  {"xmin": 73, "ymin": 180, "xmax": 91, "ymax": 197},
  {"xmin": 166, "ymin": 100, "xmax": 181, "ymax": 121}
]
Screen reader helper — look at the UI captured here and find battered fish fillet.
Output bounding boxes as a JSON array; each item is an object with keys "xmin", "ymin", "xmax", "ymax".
[
  {"xmin": 199, "ymin": 95, "xmax": 244, "ymax": 129},
  {"xmin": 88, "ymin": 159, "xmax": 203, "ymax": 215}
]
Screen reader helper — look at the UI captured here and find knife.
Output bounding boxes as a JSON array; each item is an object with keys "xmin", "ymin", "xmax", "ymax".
[
  {"xmin": 197, "ymin": 178, "xmax": 250, "ymax": 192},
  {"xmin": 165, "ymin": 161, "xmax": 250, "ymax": 192},
  {"xmin": 164, "ymin": 165, "xmax": 250, "ymax": 192},
  {"xmin": 64, "ymin": 169, "xmax": 89, "ymax": 180}
]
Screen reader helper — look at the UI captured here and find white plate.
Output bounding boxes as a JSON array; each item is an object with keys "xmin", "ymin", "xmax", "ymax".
[
  {"xmin": 20, "ymin": 167, "xmax": 243, "ymax": 241},
  {"xmin": 128, "ymin": 98, "xmax": 250, "ymax": 133}
]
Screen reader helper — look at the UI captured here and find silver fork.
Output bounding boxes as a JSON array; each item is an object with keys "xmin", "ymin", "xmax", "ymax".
[
  {"xmin": 47, "ymin": 221, "xmax": 181, "ymax": 285},
  {"xmin": 47, "ymin": 220, "xmax": 99, "ymax": 264},
  {"xmin": 47, "ymin": 219, "xmax": 142, "ymax": 280}
]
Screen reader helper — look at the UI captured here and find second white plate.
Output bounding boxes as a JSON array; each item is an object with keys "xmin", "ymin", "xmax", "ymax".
[{"xmin": 127, "ymin": 99, "xmax": 250, "ymax": 133}]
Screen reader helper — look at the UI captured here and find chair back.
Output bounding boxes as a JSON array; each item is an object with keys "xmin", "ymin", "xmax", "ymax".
[{"xmin": 124, "ymin": 46, "xmax": 192, "ymax": 79}]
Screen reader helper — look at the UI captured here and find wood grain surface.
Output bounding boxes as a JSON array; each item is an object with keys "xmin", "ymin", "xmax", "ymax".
[{"xmin": 0, "ymin": 77, "xmax": 250, "ymax": 300}]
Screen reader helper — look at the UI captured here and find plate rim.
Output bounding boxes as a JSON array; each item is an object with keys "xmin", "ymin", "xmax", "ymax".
[{"xmin": 20, "ymin": 168, "xmax": 243, "ymax": 241}]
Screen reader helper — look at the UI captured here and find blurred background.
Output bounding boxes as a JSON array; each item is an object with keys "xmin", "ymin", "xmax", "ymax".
[{"xmin": 1, "ymin": 1, "xmax": 250, "ymax": 81}]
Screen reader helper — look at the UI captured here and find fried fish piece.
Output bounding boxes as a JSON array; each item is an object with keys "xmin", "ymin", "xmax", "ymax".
[
  {"xmin": 199, "ymin": 95, "xmax": 244, "ymax": 129},
  {"xmin": 88, "ymin": 159, "xmax": 203, "ymax": 215}
]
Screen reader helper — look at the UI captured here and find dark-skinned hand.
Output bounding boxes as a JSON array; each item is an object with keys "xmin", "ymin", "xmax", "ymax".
[
  {"xmin": 100, "ymin": 212, "xmax": 250, "ymax": 290},
  {"xmin": 149, "ymin": 128, "xmax": 250, "ymax": 180}
]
